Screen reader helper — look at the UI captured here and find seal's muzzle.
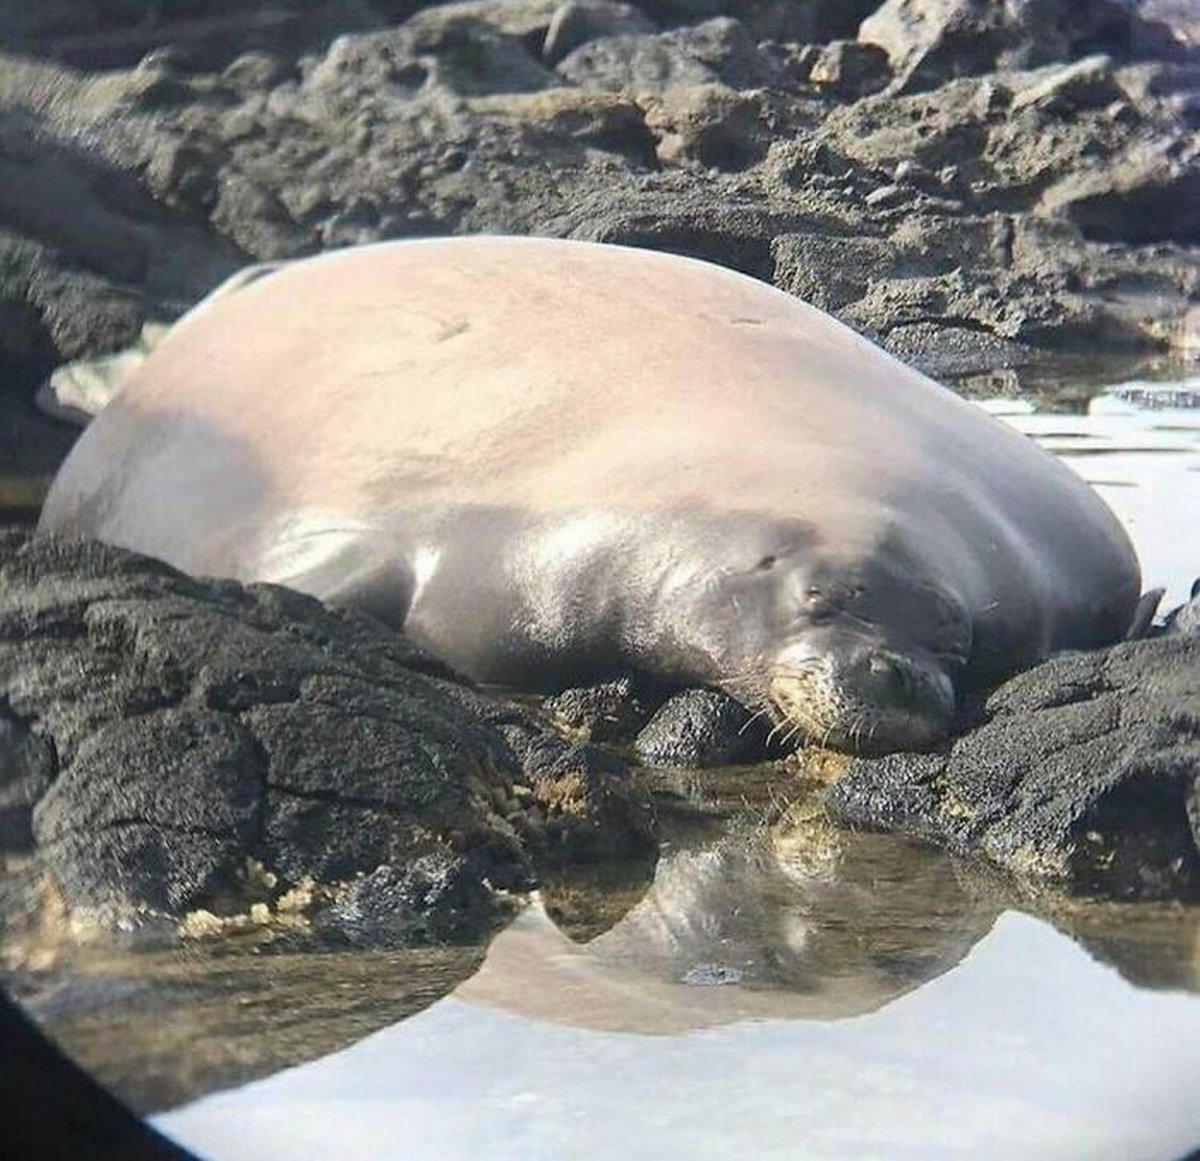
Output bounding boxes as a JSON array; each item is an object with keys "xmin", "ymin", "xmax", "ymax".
[{"xmin": 769, "ymin": 638, "xmax": 955, "ymax": 754}]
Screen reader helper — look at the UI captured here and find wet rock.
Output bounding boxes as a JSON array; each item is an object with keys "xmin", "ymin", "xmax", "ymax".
[
  {"xmin": 0, "ymin": 532, "xmax": 653, "ymax": 929},
  {"xmin": 826, "ymin": 635, "xmax": 1200, "ymax": 900},
  {"xmin": 496, "ymin": 722, "xmax": 654, "ymax": 861},
  {"xmin": 312, "ymin": 856, "xmax": 508, "ymax": 946},
  {"xmin": 635, "ymin": 688, "xmax": 766, "ymax": 768},
  {"xmin": 542, "ymin": 676, "xmax": 657, "ymax": 744}
]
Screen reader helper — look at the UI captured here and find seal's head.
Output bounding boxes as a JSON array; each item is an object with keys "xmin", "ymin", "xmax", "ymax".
[{"xmin": 694, "ymin": 531, "xmax": 971, "ymax": 755}]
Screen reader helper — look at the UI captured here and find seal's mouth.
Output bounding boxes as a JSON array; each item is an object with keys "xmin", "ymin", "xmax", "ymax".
[{"xmin": 763, "ymin": 647, "xmax": 956, "ymax": 756}]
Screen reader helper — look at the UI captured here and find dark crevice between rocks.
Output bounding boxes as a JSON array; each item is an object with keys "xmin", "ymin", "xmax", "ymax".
[
  {"xmin": 263, "ymin": 782, "xmax": 475, "ymax": 818},
  {"xmin": 875, "ymin": 312, "xmax": 1001, "ymax": 337},
  {"xmin": 1071, "ymin": 764, "xmax": 1200, "ymax": 899},
  {"xmin": 0, "ymin": 706, "xmax": 57, "ymax": 849},
  {"xmin": 0, "ymin": 309, "xmax": 77, "ymax": 521}
]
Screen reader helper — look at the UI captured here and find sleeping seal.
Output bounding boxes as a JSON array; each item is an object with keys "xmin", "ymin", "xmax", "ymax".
[{"xmin": 37, "ymin": 236, "xmax": 1141, "ymax": 754}]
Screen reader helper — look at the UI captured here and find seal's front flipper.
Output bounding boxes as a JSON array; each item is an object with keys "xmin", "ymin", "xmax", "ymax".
[{"xmin": 1125, "ymin": 587, "xmax": 1166, "ymax": 640}]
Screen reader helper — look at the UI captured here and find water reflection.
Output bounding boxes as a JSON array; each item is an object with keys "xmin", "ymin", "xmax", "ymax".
[
  {"xmin": 157, "ymin": 907, "xmax": 1200, "ymax": 1160},
  {"xmin": 461, "ymin": 815, "xmax": 1000, "ymax": 1031},
  {"xmin": 119, "ymin": 780, "xmax": 1159, "ymax": 1160}
]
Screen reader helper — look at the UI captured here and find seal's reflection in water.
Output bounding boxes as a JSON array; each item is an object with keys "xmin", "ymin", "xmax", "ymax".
[{"xmin": 460, "ymin": 806, "xmax": 1003, "ymax": 1031}]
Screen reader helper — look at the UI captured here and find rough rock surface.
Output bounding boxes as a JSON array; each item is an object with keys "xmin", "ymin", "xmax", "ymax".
[
  {"xmin": 542, "ymin": 676, "xmax": 659, "ymax": 744},
  {"xmin": 859, "ymin": 0, "xmax": 1188, "ymax": 94},
  {"xmin": 1164, "ymin": 580, "xmax": 1200, "ymax": 636},
  {"xmin": 0, "ymin": 0, "xmax": 1195, "ymax": 492},
  {"xmin": 825, "ymin": 634, "xmax": 1200, "ymax": 900},
  {"xmin": 634, "ymin": 688, "xmax": 768, "ymax": 768},
  {"xmin": 0, "ymin": 532, "xmax": 652, "ymax": 935}
]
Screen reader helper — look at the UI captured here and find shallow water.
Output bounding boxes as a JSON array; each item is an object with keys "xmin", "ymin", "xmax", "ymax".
[
  {"xmin": 4, "ymin": 368, "xmax": 1200, "ymax": 1159},
  {"xmin": 158, "ymin": 910, "xmax": 1200, "ymax": 1160},
  {"xmin": 979, "ymin": 374, "xmax": 1200, "ymax": 610}
]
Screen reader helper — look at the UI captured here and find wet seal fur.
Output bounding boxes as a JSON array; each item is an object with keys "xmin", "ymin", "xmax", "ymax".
[{"xmin": 38, "ymin": 237, "xmax": 1141, "ymax": 754}]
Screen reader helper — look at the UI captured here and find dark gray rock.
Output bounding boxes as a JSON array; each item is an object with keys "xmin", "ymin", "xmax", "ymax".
[
  {"xmin": 542, "ymin": 676, "xmax": 658, "ymax": 744},
  {"xmin": 558, "ymin": 17, "xmax": 790, "ymax": 93},
  {"xmin": 34, "ymin": 708, "xmax": 264, "ymax": 913},
  {"xmin": 495, "ymin": 722, "xmax": 654, "ymax": 861},
  {"xmin": 312, "ymin": 855, "xmax": 505, "ymax": 945},
  {"xmin": 635, "ymin": 688, "xmax": 767, "ymax": 768},
  {"xmin": 0, "ymin": 532, "xmax": 653, "ymax": 930},
  {"xmin": 826, "ymin": 635, "xmax": 1200, "ymax": 900}
]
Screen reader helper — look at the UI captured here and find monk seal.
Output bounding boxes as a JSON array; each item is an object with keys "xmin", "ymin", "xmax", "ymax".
[{"xmin": 37, "ymin": 236, "xmax": 1142, "ymax": 754}]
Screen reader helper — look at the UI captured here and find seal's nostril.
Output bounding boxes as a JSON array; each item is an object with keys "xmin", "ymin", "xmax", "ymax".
[{"xmin": 804, "ymin": 590, "xmax": 836, "ymax": 622}]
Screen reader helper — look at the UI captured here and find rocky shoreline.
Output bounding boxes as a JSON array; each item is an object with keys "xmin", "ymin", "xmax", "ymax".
[
  {"xmin": 2, "ymin": 525, "xmax": 1197, "ymax": 944},
  {"xmin": 2, "ymin": 0, "xmax": 1199, "ymax": 938}
]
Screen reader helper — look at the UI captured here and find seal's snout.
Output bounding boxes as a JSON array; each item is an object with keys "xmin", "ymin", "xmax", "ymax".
[{"xmin": 767, "ymin": 639, "xmax": 955, "ymax": 755}]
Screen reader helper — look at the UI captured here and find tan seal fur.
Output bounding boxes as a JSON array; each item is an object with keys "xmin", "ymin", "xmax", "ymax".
[{"xmin": 39, "ymin": 236, "xmax": 1141, "ymax": 753}]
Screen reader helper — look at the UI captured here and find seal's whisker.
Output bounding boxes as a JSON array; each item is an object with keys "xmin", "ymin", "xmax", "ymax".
[
  {"xmin": 737, "ymin": 705, "xmax": 774, "ymax": 736},
  {"xmin": 782, "ymin": 722, "xmax": 805, "ymax": 747},
  {"xmin": 766, "ymin": 718, "xmax": 792, "ymax": 746},
  {"xmin": 721, "ymin": 667, "xmax": 773, "ymax": 683}
]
